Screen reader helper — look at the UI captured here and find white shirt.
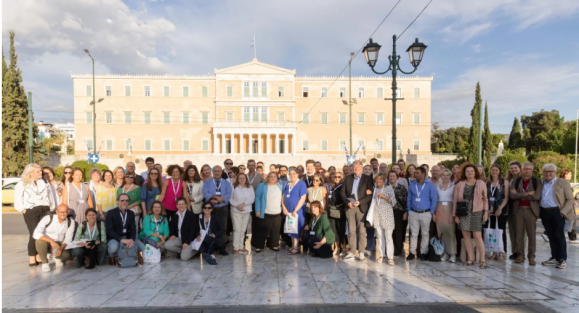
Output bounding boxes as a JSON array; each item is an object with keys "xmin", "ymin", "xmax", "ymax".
[
  {"xmin": 176, "ymin": 210, "xmax": 186, "ymax": 238},
  {"xmin": 229, "ymin": 186, "xmax": 255, "ymax": 214},
  {"xmin": 436, "ymin": 181, "xmax": 454, "ymax": 202},
  {"xmin": 14, "ymin": 179, "xmax": 55, "ymax": 212},
  {"xmin": 265, "ymin": 185, "xmax": 282, "ymax": 215},
  {"xmin": 33, "ymin": 215, "xmax": 74, "ymax": 245}
]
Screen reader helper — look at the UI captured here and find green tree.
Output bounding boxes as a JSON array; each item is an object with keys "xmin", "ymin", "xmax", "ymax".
[
  {"xmin": 431, "ymin": 124, "xmax": 470, "ymax": 155},
  {"xmin": 508, "ymin": 117, "xmax": 523, "ymax": 150},
  {"xmin": 467, "ymin": 82, "xmax": 482, "ymax": 163},
  {"xmin": 561, "ymin": 120, "xmax": 577, "ymax": 154},
  {"xmin": 494, "ymin": 150, "xmax": 528, "ymax": 176},
  {"xmin": 521, "ymin": 110, "xmax": 565, "ymax": 154},
  {"xmin": 482, "ymin": 102, "xmax": 493, "ymax": 169}
]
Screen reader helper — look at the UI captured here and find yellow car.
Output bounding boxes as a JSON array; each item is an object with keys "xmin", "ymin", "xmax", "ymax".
[
  {"xmin": 572, "ymin": 183, "xmax": 579, "ymax": 200},
  {"xmin": 2, "ymin": 181, "xmax": 19, "ymax": 205}
]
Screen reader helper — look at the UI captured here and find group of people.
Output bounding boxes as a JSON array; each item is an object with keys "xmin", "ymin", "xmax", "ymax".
[{"xmin": 14, "ymin": 156, "xmax": 576, "ymax": 272}]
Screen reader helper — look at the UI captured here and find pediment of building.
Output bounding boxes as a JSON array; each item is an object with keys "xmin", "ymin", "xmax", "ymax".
[{"xmin": 215, "ymin": 58, "xmax": 295, "ymax": 75}]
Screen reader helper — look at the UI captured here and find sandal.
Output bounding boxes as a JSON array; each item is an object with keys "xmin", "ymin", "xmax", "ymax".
[
  {"xmin": 488, "ymin": 254, "xmax": 497, "ymax": 261},
  {"xmin": 465, "ymin": 260, "xmax": 474, "ymax": 266},
  {"xmin": 497, "ymin": 254, "xmax": 505, "ymax": 262},
  {"xmin": 376, "ymin": 257, "xmax": 384, "ymax": 263},
  {"xmin": 286, "ymin": 247, "xmax": 299, "ymax": 255},
  {"xmin": 272, "ymin": 247, "xmax": 280, "ymax": 252},
  {"xmin": 388, "ymin": 259, "xmax": 395, "ymax": 266},
  {"xmin": 480, "ymin": 261, "xmax": 487, "ymax": 269}
]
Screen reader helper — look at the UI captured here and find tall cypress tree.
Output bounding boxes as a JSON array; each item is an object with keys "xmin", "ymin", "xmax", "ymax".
[
  {"xmin": 467, "ymin": 82, "xmax": 482, "ymax": 163},
  {"xmin": 482, "ymin": 102, "xmax": 492, "ymax": 170},
  {"xmin": 508, "ymin": 117, "xmax": 523, "ymax": 150}
]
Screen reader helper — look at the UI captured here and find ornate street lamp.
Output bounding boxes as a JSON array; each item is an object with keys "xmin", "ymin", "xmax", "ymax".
[{"xmin": 363, "ymin": 35, "xmax": 427, "ymax": 165}]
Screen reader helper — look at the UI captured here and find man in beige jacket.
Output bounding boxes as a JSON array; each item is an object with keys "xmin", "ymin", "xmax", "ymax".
[
  {"xmin": 510, "ymin": 162, "xmax": 543, "ymax": 265},
  {"xmin": 539, "ymin": 164, "xmax": 574, "ymax": 269}
]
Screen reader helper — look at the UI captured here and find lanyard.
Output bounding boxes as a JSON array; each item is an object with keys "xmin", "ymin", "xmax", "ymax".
[
  {"xmin": 204, "ymin": 216, "xmax": 211, "ymax": 230},
  {"xmin": 312, "ymin": 187, "xmax": 321, "ymax": 201},
  {"xmin": 123, "ymin": 183, "xmax": 134, "ymax": 194},
  {"xmin": 312, "ymin": 216, "xmax": 319, "ymax": 229},
  {"xmin": 288, "ymin": 181, "xmax": 296, "ymax": 195},
  {"xmin": 171, "ymin": 180, "xmax": 181, "ymax": 200},
  {"xmin": 72, "ymin": 182, "xmax": 83, "ymax": 200},
  {"xmin": 522, "ymin": 179, "xmax": 530, "ymax": 192},
  {"xmin": 153, "ymin": 216, "xmax": 162, "ymax": 232},
  {"xmin": 542, "ymin": 178, "xmax": 556, "ymax": 198},
  {"xmin": 248, "ymin": 173, "xmax": 257, "ymax": 185},
  {"xmin": 120, "ymin": 210, "xmax": 127, "ymax": 227},
  {"xmin": 415, "ymin": 182, "xmax": 426, "ymax": 198},
  {"xmin": 87, "ymin": 223, "xmax": 97, "ymax": 239},
  {"xmin": 490, "ymin": 181, "xmax": 500, "ymax": 197},
  {"xmin": 213, "ymin": 179, "xmax": 221, "ymax": 192},
  {"xmin": 306, "ymin": 176, "xmax": 312, "ymax": 186}
]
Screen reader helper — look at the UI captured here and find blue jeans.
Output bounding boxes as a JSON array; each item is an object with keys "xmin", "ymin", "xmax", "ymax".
[
  {"xmin": 541, "ymin": 208, "xmax": 567, "ymax": 262},
  {"xmin": 107, "ymin": 237, "xmax": 145, "ymax": 257}
]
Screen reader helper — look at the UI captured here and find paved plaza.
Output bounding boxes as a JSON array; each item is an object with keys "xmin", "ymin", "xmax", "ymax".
[{"xmin": 2, "ymin": 229, "xmax": 579, "ymax": 312}]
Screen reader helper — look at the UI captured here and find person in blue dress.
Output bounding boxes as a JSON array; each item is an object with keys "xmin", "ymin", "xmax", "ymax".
[{"xmin": 282, "ymin": 169, "xmax": 308, "ymax": 255}]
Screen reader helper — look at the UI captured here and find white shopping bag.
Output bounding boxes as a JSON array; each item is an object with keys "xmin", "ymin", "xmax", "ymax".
[
  {"xmin": 284, "ymin": 215, "xmax": 298, "ymax": 234},
  {"xmin": 190, "ymin": 227, "xmax": 208, "ymax": 251},
  {"xmin": 484, "ymin": 216, "xmax": 504, "ymax": 253},
  {"xmin": 366, "ymin": 199, "xmax": 377, "ymax": 227},
  {"xmin": 143, "ymin": 244, "xmax": 161, "ymax": 264}
]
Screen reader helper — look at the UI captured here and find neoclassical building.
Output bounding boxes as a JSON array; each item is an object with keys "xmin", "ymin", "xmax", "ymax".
[{"xmin": 72, "ymin": 59, "xmax": 432, "ymax": 160}]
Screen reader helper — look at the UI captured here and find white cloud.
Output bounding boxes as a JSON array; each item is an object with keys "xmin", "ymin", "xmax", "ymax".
[{"xmin": 471, "ymin": 44, "xmax": 482, "ymax": 53}]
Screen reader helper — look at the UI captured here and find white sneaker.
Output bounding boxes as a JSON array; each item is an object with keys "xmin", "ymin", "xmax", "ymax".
[
  {"xmin": 42, "ymin": 263, "xmax": 50, "ymax": 272},
  {"xmin": 440, "ymin": 253, "xmax": 448, "ymax": 262},
  {"xmin": 449, "ymin": 255, "xmax": 456, "ymax": 263},
  {"xmin": 54, "ymin": 259, "xmax": 64, "ymax": 268},
  {"xmin": 48, "ymin": 254, "xmax": 55, "ymax": 264},
  {"xmin": 358, "ymin": 253, "xmax": 366, "ymax": 261},
  {"xmin": 343, "ymin": 253, "xmax": 355, "ymax": 260}
]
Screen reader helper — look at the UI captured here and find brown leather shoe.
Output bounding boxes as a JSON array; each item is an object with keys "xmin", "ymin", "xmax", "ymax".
[
  {"xmin": 515, "ymin": 256, "xmax": 525, "ymax": 263},
  {"xmin": 137, "ymin": 254, "xmax": 144, "ymax": 265},
  {"xmin": 528, "ymin": 257, "xmax": 536, "ymax": 266},
  {"xmin": 108, "ymin": 257, "xmax": 117, "ymax": 266}
]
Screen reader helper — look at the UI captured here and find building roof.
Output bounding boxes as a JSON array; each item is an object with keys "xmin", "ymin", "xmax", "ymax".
[{"xmin": 214, "ymin": 58, "xmax": 296, "ymax": 75}]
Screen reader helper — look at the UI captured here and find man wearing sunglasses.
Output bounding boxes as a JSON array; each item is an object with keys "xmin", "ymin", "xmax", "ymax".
[
  {"xmin": 126, "ymin": 162, "xmax": 144, "ymax": 187},
  {"xmin": 105, "ymin": 193, "xmax": 145, "ymax": 265}
]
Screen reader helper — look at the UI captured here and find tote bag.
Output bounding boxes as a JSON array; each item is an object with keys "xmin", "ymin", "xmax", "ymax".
[
  {"xmin": 143, "ymin": 244, "xmax": 161, "ymax": 264},
  {"xmin": 284, "ymin": 215, "xmax": 298, "ymax": 234},
  {"xmin": 366, "ymin": 198, "xmax": 377, "ymax": 227},
  {"xmin": 484, "ymin": 216, "xmax": 504, "ymax": 253}
]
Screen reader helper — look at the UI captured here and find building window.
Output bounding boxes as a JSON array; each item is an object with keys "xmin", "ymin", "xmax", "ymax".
[
  {"xmin": 125, "ymin": 86, "xmax": 131, "ymax": 97},
  {"xmin": 339, "ymin": 139, "xmax": 346, "ymax": 150},
  {"xmin": 321, "ymin": 87, "xmax": 328, "ymax": 98},
  {"xmin": 413, "ymin": 87, "xmax": 420, "ymax": 98},
  {"xmin": 183, "ymin": 139, "xmax": 190, "ymax": 151},
  {"xmin": 182, "ymin": 112, "xmax": 189, "ymax": 124},
  {"xmin": 87, "ymin": 139, "xmax": 93, "ymax": 150},
  {"xmin": 201, "ymin": 140, "xmax": 209, "ymax": 151},
  {"xmin": 261, "ymin": 107, "xmax": 267, "ymax": 122},
  {"xmin": 340, "ymin": 87, "xmax": 346, "ymax": 98},
  {"xmin": 277, "ymin": 112, "xmax": 285, "ymax": 122},
  {"xmin": 302, "ymin": 140, "xmax": 309, "ymax": 151},
  {"xmin": 278, "ymin": 86, "xmax": 284, "ymax": 97},
  {"xmin": 125, "ymin": 112, "xmax": 132, "ymax": 124},
  {"xmin": 302, "ymin": 113, "xmax": 309, "ymax": 124},
  {"xmin": 396, "ymin": 139, "xmax": 402, "ymax": 151},
  {"xmin": 164, "ymin": 140, "xmax": 171, "ymax": 151},
  {"xmin": 244, "ymin": 107, "xmax": 250, "ymax": 122},
  {"xmin": 321, "ymin": 113, "xmax": 328, "ymax": 125},
  {"xmin": 105, "ymin": 112, "xmax": 112, "ymax": 124},
  {"xmin": 105, "ymin": 86, "xmax": 111, "ymax": 97},
  {"xmin": 226, "ymin": 112, "xmax": 234, "ymax": 122},
  {"xmin": 201, "ymin": 86, "xmax": 208, "ymax": 98},
  {"xmin": 226, "ymin": 86, "xmax": 233, "ymax": 97},
  {"xmin": 183, "ymin": 86, "xmax": 189, "ymax": 97},
  {"xmin": 376, "ymin": 139, "xmax": 384, "ymax": 151},
  {"xmin": 163, "ymin": 86, "xmax": 170, "ymax": 97},
  {"xmin": 413, "ymin": 113, "xmax": 420, "ymax": 125},
  {"xmin": 302, "ymin": 87, "xmax": 309, "ymax": 98},
  {"xmin": 413, "ymin": 139, "xmax": 420, "ymax": 151},
  {"xmin": 85, "ymin": 112, "xmax": 92, "ymax": 124},
  {"xmin": 244, "ymin": 82, "xmax": 250, "ymax": 97},
  {"xmin": 377, "ymin": 87, "xmax": 383, "ymax": 99},
  {"xmin": 395, "ymin": 88, "xmax": 401, "ymax": 98},
  {"xmin": 376, "ymin": 113, "xmax": 384, "ymax": 125},
  {"xmin": 106, "ymin": 140, "xmax": 112, "ymax": 151},
  {"xmin": 144, "ymin": 86, "xmax": 151, "ymax": 97},
  {"xmin": 358, "ymin": 87, "xmax": 364, "ymax": 98},
  {"xmin": 358, "ymin": 113, "xmax": 365, "ymax": 124},
  {"xmin": 85, "ymin": 85, "xmax": 92, "ymax": 96},
  {"xmin": 145, "ymin": 140, "xmax": 152, "ymax": 151},
  {"xmin": 358, "ymin": 140, "xmax": 365, "ymax": 149},
  {"xmin": 252, "ymin": 107, "xmax": 259, "ymax": 121},
  {"xmin": 396, "ymin": 113, "xmax": 402, "ymax": 125},
  {"xmin": 261, "ymin": 82, "xmax": 267, "ymax": 97},
  {"xmin": 201, "ymin": 112, "xmax": 209, "ymax": 124},
  {"xmin": 125, "ymin": 140, "xmax": 131, "ymax": 151},
  {"xmin": 339, "ymin": 113, "xmax": 346, "ymax": 125},
  {"xmin": 163, "ymin": 112, "xmax": 170, "ymax": 124},
  {"xmin": 321, "ymin": 140, "xmax": 328, "ymax": 151},
  {"xmin": 144, "ymin": 112, "xmax": 151, "ymax": 124},
  {"xmin": 252, "ymin": 82, "xmax": 258, "ymax": 97}
]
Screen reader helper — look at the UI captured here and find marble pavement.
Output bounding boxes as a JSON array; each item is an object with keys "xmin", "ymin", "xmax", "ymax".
[{"xmin": 2, "ymin": 234, "xmax": 578, "ymax": 311}]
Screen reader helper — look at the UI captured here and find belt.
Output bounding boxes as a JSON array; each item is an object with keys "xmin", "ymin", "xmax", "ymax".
[
  {"xmin": 541, "ymin": 207, "xmax": 559, "ymax": 211},
  {"xmin": 411, "ymin": 209, "xmax": 430, "ymax": 214}
]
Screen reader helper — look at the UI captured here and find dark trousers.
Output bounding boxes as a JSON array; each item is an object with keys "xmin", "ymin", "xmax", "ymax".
[
  {"xmin": 541, "ymin": 208, "xmax": 567, "ymax": 262},
  {"xmin": 302, "ymin": 233, "xmax": 333, "ymax": 258},
  {"xmin": 365, "ymin": 227, "xmax": 376, "ymax": 251},
  {"xmin": 253, "ymin": 213, "xmax": 282, "ymax": 249},
  {"xmin": 214, "ymin": 205, "xmax": 229, "ymax": 248},
  {"xmin": 200, "ymin": 235, "xmax": 224, "ymax": 255},
  {"xmin": 23, "ymin": 206, "xmax": 50, "ymax": 256},
  {"xmin": 329, "ymin": 215, "xmax": 347, "ymax": 245},
  {"xmin": 392, "ymin": 210, "xmax": 407, "ymax": 256},
  {"xmin": 484, "ymin": 214, "xmax": 508, "ymax": 253},
  {"xmin": 165, "ymin": 210, "xmax": 177, "ymax": 221},
  {"xmin": 72, "ymin": 244, "xmax": 107, "ymax": 268}
]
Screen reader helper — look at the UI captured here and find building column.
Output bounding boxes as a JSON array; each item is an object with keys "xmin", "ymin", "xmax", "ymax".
[
  {"xmin": 213, "ymin": 132, "xmax": 218, "ymax": 154},
  {"xmin": 274, "ymin": 133, "xmax": 278, "ymax": 154},
  {"xmin": 230, "ymin": 132, "xmax": 235, "ymax": 154},
  {"xmin": 284, "ymin": 133, "xmax": 289, "ymax": 155},
  {"xmin": 257, "ymin": 133, "xmax": 262, "ymax": 155},
  {"xmin": 292, "ymin": 134, "xmax": 296, "ymax": 155},
  {"xmin": 242, "ymin": 133, "xmax": 246, "ymax": 154},
  {"xmin": 267, "ymin": 133, "xmax": 271, "ymax": 154},
  {"xmin": 221, "ymin": 133, "xmax": 226, "ymax": 154}
]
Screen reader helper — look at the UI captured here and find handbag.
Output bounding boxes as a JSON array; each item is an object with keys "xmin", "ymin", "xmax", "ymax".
[
  {"xmin": 328, "ymin": 205, "xmax": 341, "ymax": 219},
  {"xmin": 143, "ymin": 244, "xmax": 161, "ymax": 264},
  {"xmin": 116, "ymin": 243, "xmax": 138, "ymax": 268},
  {"xmin": 366, "ymin": 199, "xmax": 377, "ymax": 227},
  {"xmin": 284, "ymin": 215, "xmax": 299, "ymax": 234},
  {"xmin": 130, "ymin": 206, "xmax": 142, "ymax": 216},
  {"xmin": 455, "ymin": 201, "xmax": 468, "ymax": 217},
  {"xmin": 484, "ymin": 216, "xmax": 504, "ymax": 253}
]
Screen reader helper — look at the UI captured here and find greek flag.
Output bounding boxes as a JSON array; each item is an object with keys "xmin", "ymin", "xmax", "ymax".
[{"xmin": 251, "ymin": 36, "xmax": 255, "ymax": 47}]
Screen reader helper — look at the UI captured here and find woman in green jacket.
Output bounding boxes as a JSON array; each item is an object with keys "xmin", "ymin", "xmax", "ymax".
[
  {"xmin": 302, "ymin": 200, "xmax": 335, "ymax": 258},
  {"xmin": 139, "ymin": 201, "xmax": 169, "ymax": 251},
  {"xmin": 71, "ymin": 208, "xmax": 107, "ymax": 269}
]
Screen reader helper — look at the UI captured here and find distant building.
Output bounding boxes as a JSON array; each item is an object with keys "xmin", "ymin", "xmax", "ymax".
[{"xmin": 53, "ymin": 123, "xmax": 75, "ymax": 140}]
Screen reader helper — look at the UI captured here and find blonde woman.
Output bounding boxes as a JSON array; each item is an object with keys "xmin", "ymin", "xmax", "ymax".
[
  {"xmin": 62, "ymin": 167, "xmax": 93, "ymax": 224},
  {"xmin": 200, "ymin": 164, "xmax": 213, "ymax": 182},
  {"xmin": 15, "ymin": 163, "xmax": 56, "ymax": 266},
  {"xmin": 113, "ymin": 166, "xmax": 125, "ymax": 188},
  {"xmin": 435, "ymin": 169, "xmax": 456, "ymax": 262},
  {"xmin": 95, "ymin": 170, "xmax": 116, "ymax": 220}
]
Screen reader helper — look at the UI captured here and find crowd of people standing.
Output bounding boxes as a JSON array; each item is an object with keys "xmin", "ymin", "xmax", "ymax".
[{"xmin": 13, "ymin": 156, "xmax": 577, "ymax": 272}]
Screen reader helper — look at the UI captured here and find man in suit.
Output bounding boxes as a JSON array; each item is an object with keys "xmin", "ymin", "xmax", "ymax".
[
  {"xmin": 540, "ymin": 164, "xmax": 574, "ymax": 269},
  {"xmin": 341, "ymin": 160, "xmax": 374, "ymax": 261},
  {"xmin": 105, "ymin": 193, "xmax": 145, "ymax": 265},
  {"xmin": 510, "ymin": 162, "xmax": 543, "ymax": 265},
  {"xmin": 301, "ymin": 159, "xmax": 316, "ymax": 188},
  {"xmin": 192, "ymin": 202, "xmax": 225, "ymax": 265}
]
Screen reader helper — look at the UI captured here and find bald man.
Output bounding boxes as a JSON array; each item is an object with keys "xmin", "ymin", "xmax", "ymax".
[{"xmin": 125, "ymin": 162, "xmax": 144, "ymax": 186}]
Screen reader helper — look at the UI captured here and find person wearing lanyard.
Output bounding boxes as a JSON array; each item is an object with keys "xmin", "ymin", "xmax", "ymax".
[
  {"xmin": 254, "ymin": 172, "xmax": 284, "ymax": 252},
  {"xmin": 183, "ymin": 165, "xmax": 205, "ymax": 214},
  {"xmin": 105, "ymin": 193, "xmax": 145, "ymax": 266},
  {"xmin": 372, "ymin": 174, "xmax": 397, "ymax": 265},
  {"xmin": 506, "ymin": 161, "xmax": 523, "ymax": 260},
  {"xmin": 71, "ymin": 208, "xmax": 107, "ymax": 269},
  {"xmin": 165, "ymin": 197, "xmax": 196, "ymax": 261},
  {"xmin": 435, "ymin": 169, "xmax": 456, "ymax": 263},
  {"xmin": 406, "ymin": 166, "xmax": 438, "ymax": 261},
  {"xmin": 327, "ymin": 172, "xmax": 346, "ymax": 256},
  {"xmin": 302, "ymin": 201, "xmax": 335, "ymax": 258},
  {"xmin": 116, "ymin": 174, "xmax": 142, "ymax": 228},
  {"xmin": 62, "ymin": 168, "xmax": 92, "ymax": 223},
  {"xmin": 202, "ymin": 165, "xmax": 232, "ymax": 256},
  {"xmin": 139, "ymin": 200, "xmax": 169, "ymax": 251},
  {"xmin": 159, "ymin": 165, "xmax": 190, "ymax": 221},
  {"xmin": 387, "ymin": 170, "xmax": 408, "ymax": 257},
  {"xmin": 485, "ymin": 164, "xmax": 510, "ymax": 262},
  {"xmin": 306, "ymin": 174, "xmax": 327, "ymax": 225},
  {"xmin": 229, "ymin": 173, "xmax": 256, "ymax": 255},
  {"xmin": 88, "ymin": 168, "xmax": 102, "ymax": 212},
  {"xmin": 540, "ymin": 164, "xmax": 574, "ymax": 269},
  {"xmin": 283, "ymin": 169, "xmax": 308, "ymax": 255},
  {"xmin": 246, "ymin": 160, "xmax": 264, "ymax": 249},
  {"xmin": 301, "ymin": 159, "xmax": 316, "ymax": 188},
  {"xmin": 33, "ymin": 204, "xmax": 75, "ymax": 272},
  {"xmin": 222, "ymin": 159, "xmax": 234, "ymax": 180}
]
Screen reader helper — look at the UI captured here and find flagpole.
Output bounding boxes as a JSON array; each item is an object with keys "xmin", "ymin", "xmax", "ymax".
[{"xmin": 254, "ymin": 34, "xmax": 257, "ymax": 59}]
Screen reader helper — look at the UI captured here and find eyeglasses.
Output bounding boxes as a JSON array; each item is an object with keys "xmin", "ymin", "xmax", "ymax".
[
  {"xmin": 118, "ymin": 199, "xmax": 129, "ymax": 202},
  {"xmin": 126, "ymin": 176, "xmax": 134, "ymax": 179},
  {"xmin": 64, "ymin": 171, "xmax": 72, "ymax": 174},
  {"xmin": 43, "ymin": 172, "xmax": 50, "ymax": 175},
  {"xmin": 313, "ymin": 179, "xmax": 320, "ymax": 182},
  {"xmin": 543, "ymin": 170, "xmax": 556, "ymax": 173},
  {"xmin": 225, "ymin": 162, "xmax": 233, "ymax": 165},
  {"xmin": 203, "ymin": 207, "xmax": 213, "ymax": 210},
  {"xmin": 335, "ymin": 176, "xmax": 342, "ymax": 179}
]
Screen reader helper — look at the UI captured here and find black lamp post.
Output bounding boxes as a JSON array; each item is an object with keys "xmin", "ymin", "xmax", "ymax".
[{"xmin": 363, "ymin": 35, "xmax": 427, "ymax": 165}]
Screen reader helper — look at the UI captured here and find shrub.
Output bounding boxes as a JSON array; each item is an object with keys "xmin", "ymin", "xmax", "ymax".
[
  {"xmin": 70, "ymin": 161, "xmax": 110, "ymax": 181},
  {"xmin": 493, "ymin": 150, "xmax": 528, "ymax": 176},
  {"xmin": 532, "ymin": 154, "xmax": 574, "ymax": 179},
  {"xmin": 527, "ymin": 151, "xmax": 558, "ymax": 163},
  {"xmin": 439, "ymin": 157, "xmax": 468, "ymax": 170}
]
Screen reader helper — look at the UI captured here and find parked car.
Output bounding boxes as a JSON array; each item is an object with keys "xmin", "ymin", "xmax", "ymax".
[
  {"xmin": 2, "ymin": 179, "xmax": 20, "ymax": 205},
  {"xmin": 572, "ymin": 183, "xmax": 579, "ymax": 200}
]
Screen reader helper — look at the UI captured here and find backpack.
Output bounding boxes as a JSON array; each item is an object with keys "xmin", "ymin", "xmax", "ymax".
[
  {"xmin": 428, "ymin": 235, "xmax": 443, "ymax": 262},
  {"xmin": 116, "ymin": 243, "xmax": 139, "ymax": 268},
  {"xmin": 80, "ymin": 220, "xmax": 102, "ymax": 242},
  {"xmin": 46, "ymin": 211, "xmax": 73, "ymax": 229},
  {"xmin": 514, "ymin": 177, "xmax": 538, "ymax": 192}
]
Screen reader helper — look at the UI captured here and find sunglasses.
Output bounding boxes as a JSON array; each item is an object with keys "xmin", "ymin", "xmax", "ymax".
[
  {"xmin": 203, "ymin": 207, "xmax": 213, "ymax": 210},
  {"xmin": 225, "ymin": 162, "xmax": 233, "ymax": 165},
  {"xmin": 126, "ymin": 176, "xmax": 134, "ymax": 179},
  {"xmin": 64, "ymin": 171, "xmax": 72, "ymax": 174},
  {"xmin": 119, "ymin": 199, "xmax": 129, "ymax": 202},
  {"xmin": 43, "ymin": 172, "xmax": 50, "ymax": 175}
]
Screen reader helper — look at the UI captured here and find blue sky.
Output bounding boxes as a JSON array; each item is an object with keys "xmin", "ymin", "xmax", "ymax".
[{"xmin": 3, "ymin": 0, "xmax": 579, "ymax": 133}]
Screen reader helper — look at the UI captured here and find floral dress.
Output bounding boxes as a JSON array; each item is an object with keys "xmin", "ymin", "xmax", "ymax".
[{"xmin": 373, "ymin": 186, "xmax": 396, "ymax": 231}]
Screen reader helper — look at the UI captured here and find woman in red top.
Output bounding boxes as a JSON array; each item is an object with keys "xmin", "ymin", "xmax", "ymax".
[{"xmin": 159, "ymin": 165, "xmax": 190, "ymax": 220}]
